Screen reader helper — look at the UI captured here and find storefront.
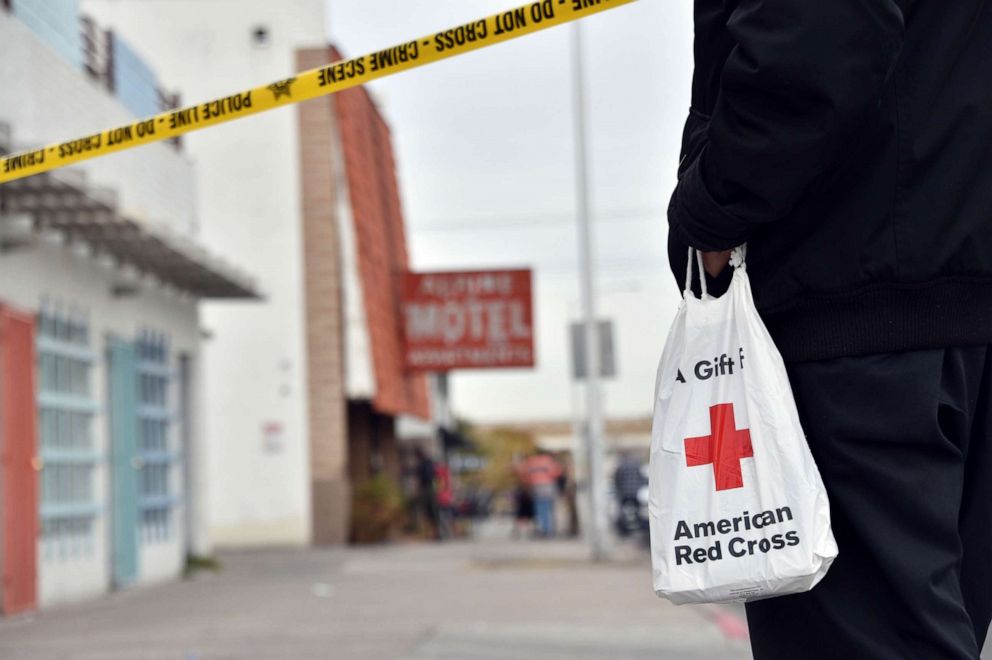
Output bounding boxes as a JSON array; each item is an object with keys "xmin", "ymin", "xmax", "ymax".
[{"xmin": 0, "ymin": 153, "xmax": 257, "ymax": 613}]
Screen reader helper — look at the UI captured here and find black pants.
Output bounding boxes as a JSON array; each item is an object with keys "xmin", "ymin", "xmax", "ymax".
[{"xmin": 747, "ymin": 347, "xmax": 992, "ymax": 660}]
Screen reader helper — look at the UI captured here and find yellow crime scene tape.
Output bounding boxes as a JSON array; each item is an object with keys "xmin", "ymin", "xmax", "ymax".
[{"xmin": 0, "ymin": 0, "xmax": 637, "ymax": 184}]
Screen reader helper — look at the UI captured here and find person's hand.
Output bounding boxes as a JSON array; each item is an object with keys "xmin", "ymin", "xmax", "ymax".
[{"xmin": 703, "ymin": 250, "xmax": 732, "ymax": 278}]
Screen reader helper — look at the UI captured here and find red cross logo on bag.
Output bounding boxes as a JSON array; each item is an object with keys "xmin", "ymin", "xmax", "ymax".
[{"xmin": 684, "ymin": 403, "xmax": 753, "ymax": 491}]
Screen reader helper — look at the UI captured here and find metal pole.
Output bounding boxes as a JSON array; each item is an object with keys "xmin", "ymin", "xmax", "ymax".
[
  {"xmin": 571, "ymin": 22, "xmax": 608, "ymax": 561},
  {"xmin": 435, "ymin": 372, "xmax": 450, "ymax": 459}
]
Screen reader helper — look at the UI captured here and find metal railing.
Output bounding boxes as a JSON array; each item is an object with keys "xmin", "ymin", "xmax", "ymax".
[{"xmin": 80, "ymin": 14, "xmax": 183, "ymax": 149}]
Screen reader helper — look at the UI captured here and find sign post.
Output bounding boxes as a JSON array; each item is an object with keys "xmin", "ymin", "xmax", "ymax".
[
  {"xmin": 572, "ymin": 21, "xmax": 610, "ymax": 562},
  {"xmin": 569, "ymin": 319, "xmax": 616, "ymax": 381}
]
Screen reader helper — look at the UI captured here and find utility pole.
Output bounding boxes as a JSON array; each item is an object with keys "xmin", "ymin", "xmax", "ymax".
[
  {"xmin": 435, "ymin": 372, "xmax": 451, "ymax": 460},
  {"xmin": 571, "ymin": 21, "xmax": 609, "ymax": 561}
]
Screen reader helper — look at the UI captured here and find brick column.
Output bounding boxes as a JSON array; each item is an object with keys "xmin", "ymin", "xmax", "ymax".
[{"xmin": 296, "ymin": 47, "xmax": 350, "ymax": 545}]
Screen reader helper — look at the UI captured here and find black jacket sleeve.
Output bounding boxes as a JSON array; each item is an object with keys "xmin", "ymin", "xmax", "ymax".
[{"xmin": 669, "ymin": 0, "xmax": 907, "ymax": 253}]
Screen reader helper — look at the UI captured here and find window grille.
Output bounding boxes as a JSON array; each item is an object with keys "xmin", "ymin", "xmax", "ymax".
[
  {"xmin": 37, "ymin": 302, "xmax": 99, "ymax": 561},
  {"xmin": 136, "ymin": 329, "xmax": 176, "ymax": 543}
]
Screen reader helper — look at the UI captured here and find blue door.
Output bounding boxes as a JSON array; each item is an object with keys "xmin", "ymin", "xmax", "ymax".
[{"xmin": 107, "ymin": 337, "xmax": 139, "ymax": 587}]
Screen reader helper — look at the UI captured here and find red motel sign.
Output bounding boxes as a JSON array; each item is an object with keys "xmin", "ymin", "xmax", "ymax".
[{"xmin": 401, "ymin": 269, "xmax": 535, "ymax": 371}]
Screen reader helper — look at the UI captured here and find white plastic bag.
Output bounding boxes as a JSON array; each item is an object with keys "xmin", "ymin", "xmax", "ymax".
[{"xmin": 649, "ymin": 247, "xmax": 837, "ymax": 605}]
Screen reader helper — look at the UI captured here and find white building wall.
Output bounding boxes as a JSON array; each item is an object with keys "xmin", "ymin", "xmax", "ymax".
[
  {"xmin": 0, "ymin": 238, "xmax": 200, "ymax": 608},
  {"xmin": 1, "ymin": 4, "xmax": 219, "ymax": 605},
  {"xmin": 81, "ymin": 0, "xmax": 328, "ymax": 546},
  {"xmin": 0, "ymin": 10, "xmax": 198, "ymax": 235}
]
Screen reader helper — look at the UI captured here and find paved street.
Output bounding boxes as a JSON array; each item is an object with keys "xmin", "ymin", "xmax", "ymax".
[{"xmin": 0, "ymin": 523, "xmax": 750, "ymax": 660}]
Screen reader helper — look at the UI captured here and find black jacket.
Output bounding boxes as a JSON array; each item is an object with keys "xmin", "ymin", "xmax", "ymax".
[{"xmin": 668, "ymin": 0, "xmax": 992, "ymax": 362}]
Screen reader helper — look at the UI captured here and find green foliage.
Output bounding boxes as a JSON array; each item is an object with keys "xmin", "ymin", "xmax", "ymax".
[
  {"xmin": 183, "ymin": 553, "xmax": 222, "ymax": 579},
  {"xmin": 351, "ymin": 475, "xmax": 406, "ymax": 544},
  {"xmin": 464, "ymin": 425, "xmax": 537, "ymax": 493}
]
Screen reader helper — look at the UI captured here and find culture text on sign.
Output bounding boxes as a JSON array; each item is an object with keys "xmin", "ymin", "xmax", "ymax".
[{"xmin": 417, "ymin": 272, "xmax": 517, "ymax": 297}]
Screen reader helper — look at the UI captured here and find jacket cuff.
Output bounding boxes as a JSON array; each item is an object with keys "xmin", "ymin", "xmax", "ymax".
[{"xmin": 669, "ymin": 152, "xmax": 752, "ymax": 251}]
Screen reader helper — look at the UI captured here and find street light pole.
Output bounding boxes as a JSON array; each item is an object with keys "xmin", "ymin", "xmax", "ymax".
[{"xmin": 571, "ymin": 21, "xmax": 609, "ymax": 561}]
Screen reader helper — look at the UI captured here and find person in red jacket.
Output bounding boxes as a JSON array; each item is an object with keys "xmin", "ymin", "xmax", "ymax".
[
  {"xmin": 434, "ymin": 461, "xmax": 454, "ymax": 540},
  {"xmin": 519, "ymin": 452, "xmax": 562, "ymax": 538}
]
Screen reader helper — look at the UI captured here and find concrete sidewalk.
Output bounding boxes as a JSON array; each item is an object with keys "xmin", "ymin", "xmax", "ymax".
[{"xmin": 0, "ymin": 523, "xmax": 750, "ymax": 660}]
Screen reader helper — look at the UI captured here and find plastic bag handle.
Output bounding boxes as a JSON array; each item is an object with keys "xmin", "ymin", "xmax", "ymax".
[
  {"xmin": 731, "ymin": 244, "xmax": 747, "ymax": 269},
  {"xmin": 683, "ymin": 244, "xmax": 748, "ymax": 300},
  {"xmin": 683, "ymin": 247, "xmax": 708, "ymax": 299}
]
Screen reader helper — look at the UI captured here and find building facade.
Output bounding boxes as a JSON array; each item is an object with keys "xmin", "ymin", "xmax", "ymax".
[
  {"xmin": 297, "ymin": 45, "xmax": 431, "ymax": 542},
  {"xmin": 0, "ymin": 0, "xmax": 259, "ymax": 614},
  {"xmin": 82, "ymin": 0, "xmax": 329, "ymax": 546},
  {"xmin": 80, "ymin": 3, "xmax": 432, "ymax": 547}
]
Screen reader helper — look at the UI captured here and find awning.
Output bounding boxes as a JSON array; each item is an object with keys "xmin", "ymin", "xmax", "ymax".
[
  {"xmin": 0, "ymin": 167, "xmax": 260, "ymax": 299},
  {"xmin": 440, "ymin": 427, "xmax": 475, "ymax": 451}
]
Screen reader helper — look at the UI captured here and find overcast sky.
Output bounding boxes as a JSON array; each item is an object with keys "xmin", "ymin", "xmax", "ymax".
[{"xmin": 326, "ymin": 0, "xmax": 694, "ymax": 424}]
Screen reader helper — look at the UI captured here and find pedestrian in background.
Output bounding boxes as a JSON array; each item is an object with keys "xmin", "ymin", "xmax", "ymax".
[
  {"xmin": 668, "ymin": 1, "xmax": 992, "ymax": 657},
  {"xmin": 613, "ymin": 451, "xmax": 646, "ymax": 537},
  {"xmin": 414, "ymin": 448, "xmax": 439, "ymax": 540},
  {"xmin": 511, "ymin": 479, "xmax": 534, "ymax": 540},
  {"xmin": 510, "ymin": 453, "xmax": 536, "ymax": 539},
  {"xmin": 434, "ymin": 459, "xmax": 454, "ymax": 540},
  {"xmin": 562, "ymin": 458, "xmax": 580, "ymax": 538},
  {"xmin": 520, "ymin": 452, "xmax": 562, "ymax": 538}
]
